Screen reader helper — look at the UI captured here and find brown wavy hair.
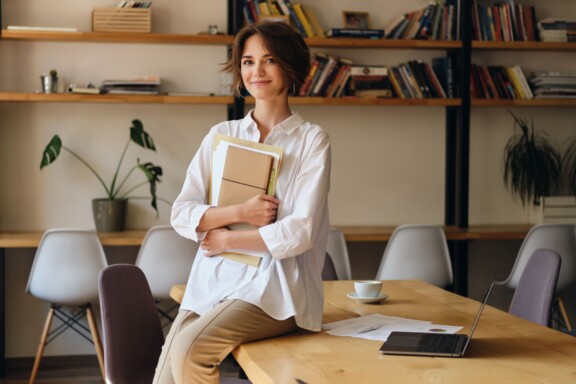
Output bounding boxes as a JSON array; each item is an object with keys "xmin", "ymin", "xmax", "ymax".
[{"xmin": 222, "ymin": 22, "xmax": 310, "ymax": 96}]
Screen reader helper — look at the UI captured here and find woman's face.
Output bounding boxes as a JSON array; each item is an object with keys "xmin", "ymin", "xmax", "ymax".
[{"xmin": 240, "ymin": 35, "xmax": 287, "ymax": 100}]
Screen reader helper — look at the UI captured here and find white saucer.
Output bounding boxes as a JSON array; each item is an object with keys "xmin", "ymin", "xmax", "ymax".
[{"xmin": 347, "ymin": 292, "xmax": 389, "ymax": 304}]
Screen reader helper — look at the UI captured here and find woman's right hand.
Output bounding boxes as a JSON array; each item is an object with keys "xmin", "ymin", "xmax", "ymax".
[{"xmin": 240, "ymin": 194, "xmax": 281, "ymax": 227}]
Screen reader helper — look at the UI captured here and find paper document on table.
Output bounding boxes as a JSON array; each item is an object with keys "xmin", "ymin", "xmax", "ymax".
[
  {"xmin": 322, "ymin": 314, "xmax": 463, "ymax": 341},
  {"xmin": 209, "ymin": 134, "xmax": 283, "ymax": 267}
]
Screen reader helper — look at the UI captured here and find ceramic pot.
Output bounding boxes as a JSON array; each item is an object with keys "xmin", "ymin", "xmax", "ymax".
[{"xmin": 92, "ymin": 198, "xmax": 127, "ymax": 232}]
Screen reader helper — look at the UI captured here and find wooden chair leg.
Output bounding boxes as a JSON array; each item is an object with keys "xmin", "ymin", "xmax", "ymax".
[
  {"xmin": 557, "ymin": 296, "xmax": 573, "ymax": 331},
  {"xmin": 86, "ymin": 304, "xmax": 106, "ymax": 381},
  {"xmin": 29, "ymin": 306, "xmax": 55, "ymax": 384}
]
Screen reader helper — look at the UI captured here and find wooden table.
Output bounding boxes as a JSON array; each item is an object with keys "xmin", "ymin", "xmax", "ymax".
[
  {"xmin": 171, "ymin": 281, "xmax": 576, "ymax": 384},
  {"xmin": 0, "ymin": 226, "xmax": 531, "ymax": 376}
]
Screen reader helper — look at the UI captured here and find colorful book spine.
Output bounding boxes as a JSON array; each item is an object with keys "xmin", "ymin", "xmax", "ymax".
[
  {"xmin": 328, "ymin": 28, "xmax": 384, "ymax": 39},
  {"xmin": 292, "ymin": 3, "xmax": 315, "ymax": 38}
]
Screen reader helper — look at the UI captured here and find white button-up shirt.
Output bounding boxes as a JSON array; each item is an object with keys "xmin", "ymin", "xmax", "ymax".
[{"xmin": 171, "ymin": 110, "xmax": 331, "ymax": 331}]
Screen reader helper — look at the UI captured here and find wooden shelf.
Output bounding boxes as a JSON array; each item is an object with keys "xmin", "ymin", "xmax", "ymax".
[
  {"xmin": 472, "ymin": 40, "xmax": 576, "ymax": 51},
  {"xmin": 0, "ymin": 92, "xmax": 234, "ymax": 104},
  {"xmin": 305, "ymin": 37, "xmax": 462, "ymax": 50},
  {"xmin": 472, "ymin": 98, "xmax": 576, "ymax": 107},
  {"xmin": 1, "ymin": 29, "xmax": 234, "ymax": 45},
  {"xmin": 245, "ymin": 96, "xmax": 462, "ymax": 107},
  {"xmin": 0, "ymin": 30, "xmax": 463, "ymax": 49},
  {"xmin": 0, "ymin": 225, "xmax": 532, "ymax": 248}
]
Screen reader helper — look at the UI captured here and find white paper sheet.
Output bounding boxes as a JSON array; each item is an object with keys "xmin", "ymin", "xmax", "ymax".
[{"xmin": 322, "ymin": 314, "xmax": 463, "ymax": 341}]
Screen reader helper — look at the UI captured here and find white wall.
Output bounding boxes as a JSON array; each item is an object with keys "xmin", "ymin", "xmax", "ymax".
[{"xmin": 1, "ymin": 0, "xmax": 575, "ymax": 358}]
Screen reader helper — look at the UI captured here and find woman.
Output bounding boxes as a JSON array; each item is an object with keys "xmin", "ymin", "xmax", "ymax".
[{"xmin": 154, "ymin": 21, "xmax": 331, "ymax": 384}]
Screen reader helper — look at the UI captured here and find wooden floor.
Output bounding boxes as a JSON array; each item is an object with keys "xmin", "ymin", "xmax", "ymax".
[{"xmin": 0, "ymin": 355, "xmax": 243, "ymax": 383}]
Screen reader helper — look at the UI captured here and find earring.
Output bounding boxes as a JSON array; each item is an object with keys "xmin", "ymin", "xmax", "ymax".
[{"xmin": 290, "ymin": 84, "xmax": 296, "ymax": 96}]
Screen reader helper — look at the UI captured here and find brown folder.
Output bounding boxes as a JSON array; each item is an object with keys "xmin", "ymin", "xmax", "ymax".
[{"xmin": 217, "ymin": 145, "xmax": 273, "ymax": 207}]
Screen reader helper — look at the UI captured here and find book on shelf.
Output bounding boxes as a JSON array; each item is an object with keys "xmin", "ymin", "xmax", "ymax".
[
  {"xmin": 347, "ymin": 66, "xmax": 392, "ymax": 98},
  {"xmin": 100, "ymin": 76, "xmax": 161, "ymax": 95},
  {"xmin": 289, "ymin": 3, "xmax": 312, "ymax": 37},
  {"xmin": 384, "ymin": 1, "xmax": 459, "ymax": 41},
  {"xmin": 68, "ymin": 84, "xmax": 102, "ymax": 94},
  {"xmin": 7, "ymin": 25, "xmax": 78, "ymax": 32},
  {"xmin": 302, "ymin": 4, "xmax": 325, "ymax": 38},
  {"xmin": 473, "ymin": 0, "xmax": 537, "ymax": 41},
  {"xmin": 431, "ymin": 57, "xmax": 453, "ymax": 98},
  {"xmin": 326, "ymin": 28, "xmax": 384, "ymax": 39}
]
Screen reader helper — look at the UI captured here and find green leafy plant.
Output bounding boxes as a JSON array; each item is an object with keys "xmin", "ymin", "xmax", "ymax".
[
  {"xmin": 503, "ymin": 111, "xmax": 561, "ymax": 207},
  {"xmin": 40, "ymin": 119, "xmax": 166, "ymax": 215}
]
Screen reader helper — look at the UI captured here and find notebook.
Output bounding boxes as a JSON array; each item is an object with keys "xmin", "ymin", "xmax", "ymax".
[{"xmin": 379, "ymin": 281, "xmax": 495, "ymax": 357}]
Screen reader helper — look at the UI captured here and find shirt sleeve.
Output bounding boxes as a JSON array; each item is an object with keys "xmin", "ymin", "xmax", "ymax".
[
  {"xmin": 259, "ymin": 128, "xmax": 331, "ymax": 260},
  {"xmin": 170, "ymin": 127, "xmax": 217, "ymax": 242}
]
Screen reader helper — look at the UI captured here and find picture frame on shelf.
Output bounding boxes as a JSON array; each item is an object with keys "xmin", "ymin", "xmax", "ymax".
[
  {"xmin": 342, "ymin": 11, "xmax": 370, "ymax": 29},
  {"xmin": 259, "ymin": 15, "xmax": 290, "ymax": 25}
]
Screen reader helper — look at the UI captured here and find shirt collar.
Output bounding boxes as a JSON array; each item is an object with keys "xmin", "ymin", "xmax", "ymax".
[{"xmin": 240, "ymin": 109, "xmax": 304, "ymax": 136}]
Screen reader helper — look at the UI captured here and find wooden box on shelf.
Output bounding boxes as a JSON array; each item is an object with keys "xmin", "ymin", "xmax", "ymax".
[{"xmin": 92, "ymin": 7, "xmax": 151, "ymax": 33}]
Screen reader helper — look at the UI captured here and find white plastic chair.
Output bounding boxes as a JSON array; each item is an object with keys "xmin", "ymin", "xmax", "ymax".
[
  {"xmin": 326, "ymin": 227, "xmax": 352, "ymax": 280},
  {"xmin": 375, "ymin": 224, "xmax": 453, "ymax": 288},
  {"xmin": 497, "ymin": 224, "xmax": 576, "ymax": 330},
  {"xmin": 134, "ymin": 225, "xmax": 198, "ymax": 322},
  {"xmin": 26, "ymin": 228, "xmax": 107, "ymax": 383}
]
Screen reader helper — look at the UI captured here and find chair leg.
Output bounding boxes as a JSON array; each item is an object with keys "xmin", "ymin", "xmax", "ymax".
[
  {"xmin": 557, "ymin": 296, "xmax": 573, "ymax": 332},
  {"xmin": 29, "ymin": 306, "xmax": 55, "ymax": 384},
  {"xmin": 86, "ymin": 304, "xmax": 106, "ymax": 381}
]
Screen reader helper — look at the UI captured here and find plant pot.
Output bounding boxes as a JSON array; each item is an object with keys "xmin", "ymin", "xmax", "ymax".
[{"xmin": 92, "ymin": 198, "xmax": 127, "ymax": 232}]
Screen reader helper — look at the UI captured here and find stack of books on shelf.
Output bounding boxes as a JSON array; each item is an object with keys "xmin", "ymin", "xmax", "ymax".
[
  {"xmin": 470, "ymin": 64, "xmax": 533, "ymax": 99},
  {"xmin": 299, "ymin": 53, "xmax": 353, "ymax": 97},
  {"xmin": 388, "ymin": 60, "xmax": 448, "ymax": 99},
  {"xmin": 383, "ymin": 0, "xmax": 460, "ymax": 41},
  {"xmin": 537, "ymin": 19, "xmax": 576, "ymax": 42},
  {"xmin": 100, "ymin": 76, "xmax": 161, "ymax": 95},
  {"xmin": 298, "ymin": 53, "xmax": 450, "ymax": 99},
  {"xmin": 529, "ymin": 72, "xmax": 576, "ymax": 99},
  {"xmin": 472, "ymin": 0, "xmax": 537, "ymax": 41},
  {"xmin": 243, "ymin": 0, "xmax": 325, "ymax": 38}
]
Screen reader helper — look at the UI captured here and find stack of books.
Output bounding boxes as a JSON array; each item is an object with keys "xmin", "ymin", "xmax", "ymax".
[
  {"xmin": 388, "ymin": 60, "xmax": 447, "ymax": 99},
  {"xmin": 470, "ymin": 64, "xmax": 533, "ymax": 99},
  {"xmin": 100, "ymin": 76, "xmax": 161, "ymax": 95},
  {"xmin": 384, "ymin": 0, "xmax": 460, "ymax": 41},
  {"xmin": 529, "ymin": 72, "xmax": 576, "ymax": 99},
  {"xmin": 243, "ymin": 0, "xmax": 325, "ymax": 38},
  {"xmin": 537, "ymin": 18, "xmax": 576, "ymax": 42},
  {"xmin": 472, "ymin": 0, "xmax": 537, "ymax": 41},
  {"xmin": 299, "ymin": 53, "xmax": 353, "ymax": 97}
]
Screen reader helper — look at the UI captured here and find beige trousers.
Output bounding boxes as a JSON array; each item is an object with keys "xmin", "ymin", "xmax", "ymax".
[{"xmin": 153, "ymin": 299, "xmax": 297, "ymax": 384}]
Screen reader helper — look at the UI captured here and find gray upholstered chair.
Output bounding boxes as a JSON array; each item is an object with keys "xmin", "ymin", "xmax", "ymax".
[
  {"xmin": 497, "ymin": 224, "xmax": 576, "ymax": 330},
  {"xmin": 508, "ymin": 248, "xmax": 561, "ymax": 327}
]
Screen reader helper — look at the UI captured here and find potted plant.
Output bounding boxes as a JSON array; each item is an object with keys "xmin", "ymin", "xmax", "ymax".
[
  {"xmin": 503, "ymin": 110, "xmax": 576, "ymax": 223},
  {"xmin": 40, "ymin": 119, "xmax": 166, "ymax": 231},
  {"xmin": 503, "ymin": 111, "xmax": 562, "ymax": 207}
]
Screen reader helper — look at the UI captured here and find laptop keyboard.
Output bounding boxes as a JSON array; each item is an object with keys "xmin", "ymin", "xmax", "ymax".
[{"xmin": 416, "ymin": 334, "xmax": 462, "ymax": 353}]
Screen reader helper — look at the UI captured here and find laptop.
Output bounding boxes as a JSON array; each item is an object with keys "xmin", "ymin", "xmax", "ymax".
[{"xmin": 379, "ymin": 281, "xmax": 495, "ymax": 358}]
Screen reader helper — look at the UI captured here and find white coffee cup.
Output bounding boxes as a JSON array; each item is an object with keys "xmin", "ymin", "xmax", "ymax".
[{"xmin": 354, "ymin": 280, "xmax": 382, "ymax": 298}]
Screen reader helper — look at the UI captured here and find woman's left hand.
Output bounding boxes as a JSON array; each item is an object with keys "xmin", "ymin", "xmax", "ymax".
[{"xmin": 200, "ymin": 228, "xmax": 230, "ymax": 257}]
